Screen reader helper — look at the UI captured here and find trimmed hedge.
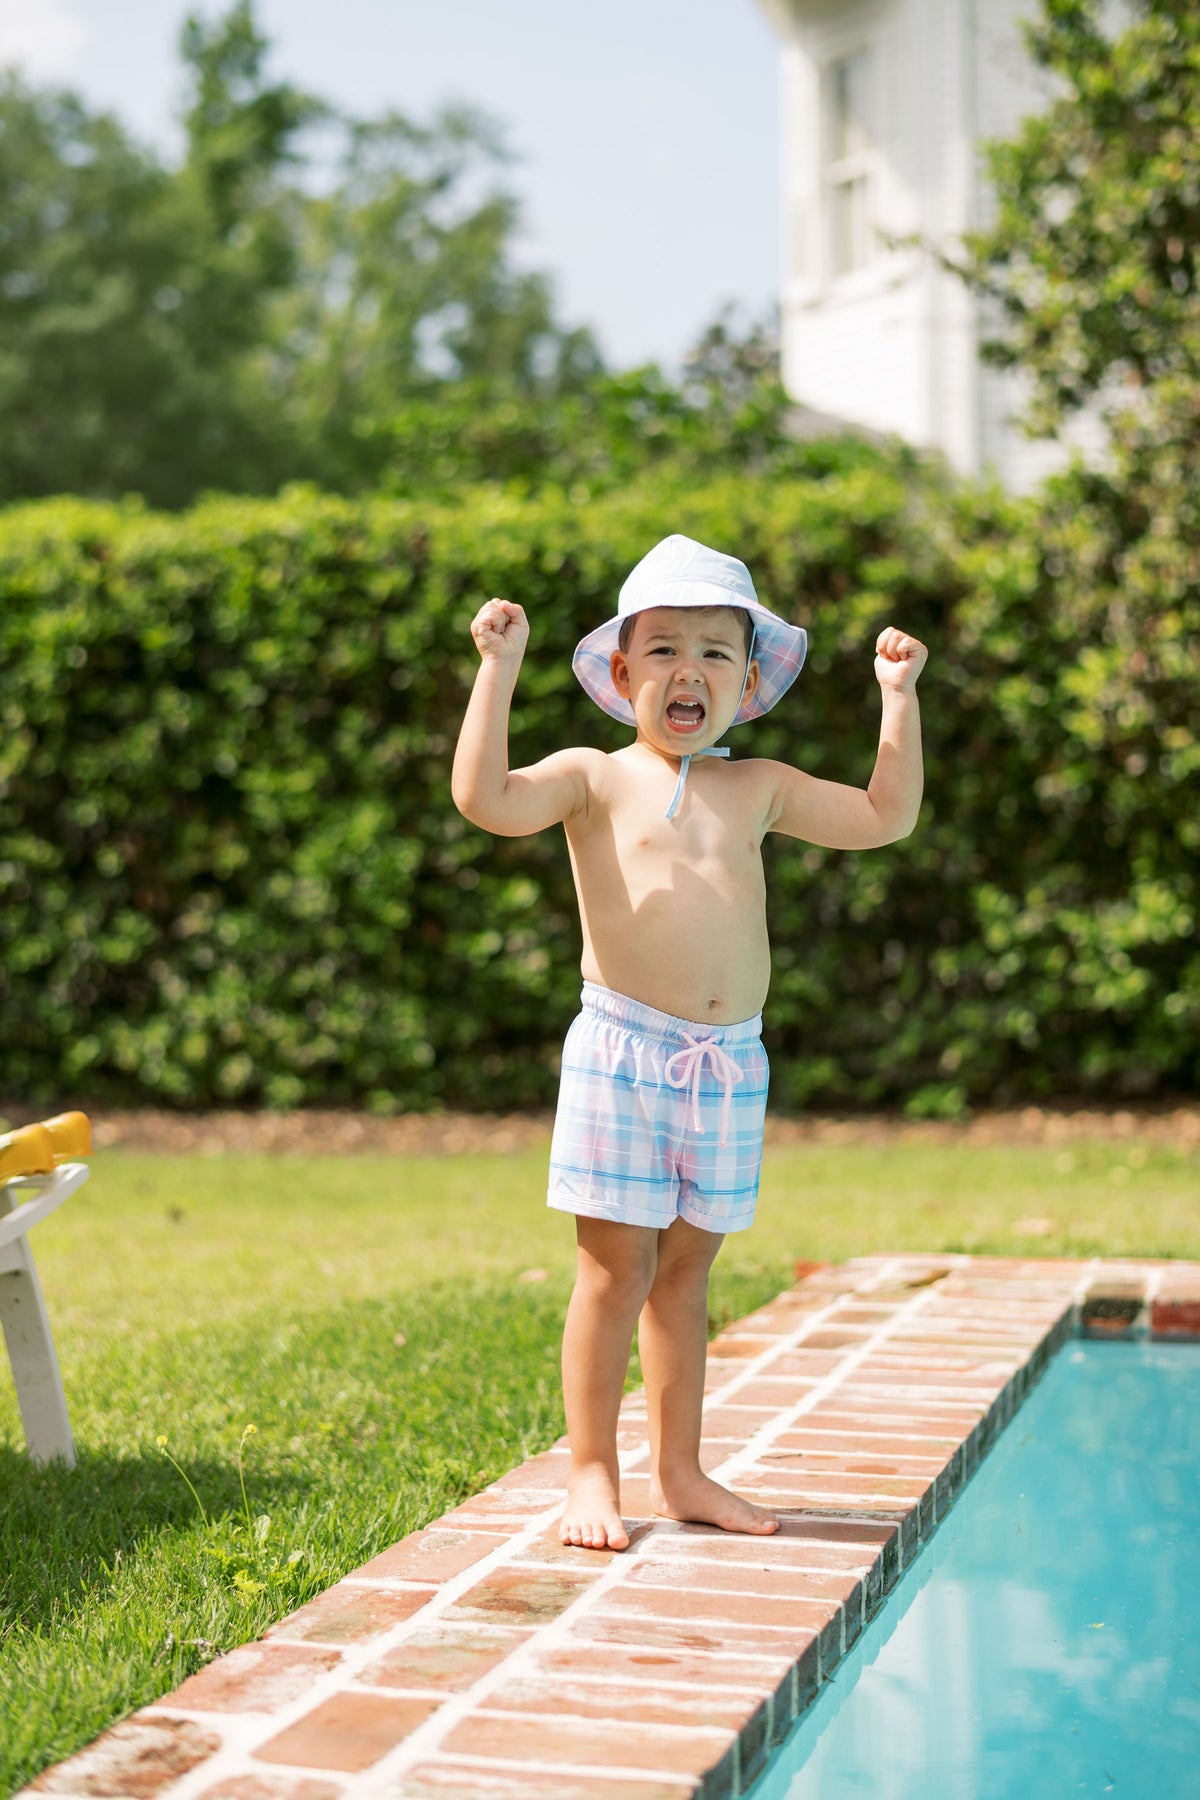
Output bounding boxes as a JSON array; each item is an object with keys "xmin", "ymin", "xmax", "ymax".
[{"xmin": 0, "ymin": 460, "xmax": 1195, "ymax": 1114}]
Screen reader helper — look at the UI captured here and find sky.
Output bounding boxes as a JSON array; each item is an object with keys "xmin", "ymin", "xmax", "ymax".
[{"xmin": 0, "ymin": 0, "xmax": 784, "ymax": 372}]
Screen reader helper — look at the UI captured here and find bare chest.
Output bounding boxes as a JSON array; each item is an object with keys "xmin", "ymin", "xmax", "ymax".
[{"xmin": 586, "ymin": 762, "xmax": 767, "ymax": 900}]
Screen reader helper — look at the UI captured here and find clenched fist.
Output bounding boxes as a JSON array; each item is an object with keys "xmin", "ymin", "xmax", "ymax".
[
  {"xmin": 470, "ymin": 598, "xmax": 529, "ymax": 665},
  {"xmin": 874, "ymin": 627, "xmax": 928, "ymax": 692}
]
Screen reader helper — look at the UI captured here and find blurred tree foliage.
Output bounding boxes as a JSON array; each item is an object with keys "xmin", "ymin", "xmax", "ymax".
[
  {"xmin": 932, "ymin": 0, "xmax": 1200, "ymax": 1110},
  {"xmin": 0, "ymin": 1, "xmax": 801, "ymax": 508},
  {"xmin": 949, "ymin": 0, "xmax": 1198, "ymax": 452}
]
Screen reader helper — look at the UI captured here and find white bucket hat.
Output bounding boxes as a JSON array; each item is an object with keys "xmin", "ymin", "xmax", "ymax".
[{"xmin": 572, "ymin": 533, "xmax": 807, "ymax": 729}]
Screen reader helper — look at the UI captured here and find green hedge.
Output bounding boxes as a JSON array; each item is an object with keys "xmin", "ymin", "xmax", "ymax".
[{"xmin": 1, "ymin": 460, "xmax": 1195, "ymax": 1114}]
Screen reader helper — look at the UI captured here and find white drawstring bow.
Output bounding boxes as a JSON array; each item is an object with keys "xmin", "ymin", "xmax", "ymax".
[{"xmin": 663, "ymin": 1030, "xmax": 744, "ymax": 1148}]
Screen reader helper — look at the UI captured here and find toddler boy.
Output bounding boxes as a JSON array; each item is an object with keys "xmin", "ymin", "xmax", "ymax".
[{"xmin": 452, "ymin": 534, "xmax": 927, "ymax": 1550}]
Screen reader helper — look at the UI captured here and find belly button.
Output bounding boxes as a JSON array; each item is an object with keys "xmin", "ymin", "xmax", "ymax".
[{"xmin": 707, "ymin": 998, "xmax": 721, "ymax": 1010}]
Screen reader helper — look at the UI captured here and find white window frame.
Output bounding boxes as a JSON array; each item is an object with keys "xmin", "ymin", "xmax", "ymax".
[{"xmin": 821, "ymin": 42, "xmax": 879, "ymax": 285}]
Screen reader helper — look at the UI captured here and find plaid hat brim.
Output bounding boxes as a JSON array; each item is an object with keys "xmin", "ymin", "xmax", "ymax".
[{"xmin": 573, "ymin": 590, "xmax": 807, "ymax": 728}]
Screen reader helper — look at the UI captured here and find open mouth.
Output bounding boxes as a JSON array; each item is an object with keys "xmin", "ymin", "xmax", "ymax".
[{"xmin": 665, "ymin": 698, "xmax": 707, "ymax": 733}]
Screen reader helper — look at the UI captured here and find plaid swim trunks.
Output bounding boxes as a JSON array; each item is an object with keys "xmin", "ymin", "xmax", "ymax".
[{"xmin": 547, "ymin": 981, "xmax": 770, "ymax": 1234}]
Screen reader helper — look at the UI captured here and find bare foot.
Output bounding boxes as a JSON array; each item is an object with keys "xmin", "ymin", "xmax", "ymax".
[
  {"xmin": 560, "ymin": 1466, "xmax": 630, "ymax": 1550},
  {"xmin": 650, "ymin": 1471, "xmax": 779, "ymax": 1536}
]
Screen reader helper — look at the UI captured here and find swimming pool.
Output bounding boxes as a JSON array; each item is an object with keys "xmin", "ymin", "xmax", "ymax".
[{"xmin": 745, "ymin": 1338, "xmax": 1200, "ymax": 1799}]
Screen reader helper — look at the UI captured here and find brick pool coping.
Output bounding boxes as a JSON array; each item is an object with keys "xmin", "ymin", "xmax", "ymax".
[{"xmin": 27, "ymin": 1253, "xmax": 1200, "ymax": 1800}]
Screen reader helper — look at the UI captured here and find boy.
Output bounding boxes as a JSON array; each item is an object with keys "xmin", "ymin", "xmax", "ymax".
[{"xmin": 452, "ymin": 534, "xmax": 926, "ymax": 1551}]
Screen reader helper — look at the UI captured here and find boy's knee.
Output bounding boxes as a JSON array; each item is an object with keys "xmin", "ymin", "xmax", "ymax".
[
  {"xmin": 653, "ymin": 1223, "xmax": 722, "ymax": 1286},
  {"xmin": 649, "ymin": 1251, "xmax": 713, "ymax": 1301},
  {"xmin": 575, "ymin": 1238, "xmax": 657, "ymax": 1312},
  {"xmin": 585, "ymin": 1259, "xmax": 655, "ymax": 1311}
]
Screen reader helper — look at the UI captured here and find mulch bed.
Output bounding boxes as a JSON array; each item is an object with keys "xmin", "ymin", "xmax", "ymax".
[{"xmin": 3, "ymin": 1102, "xmax": 1198, "ymax": 1156}]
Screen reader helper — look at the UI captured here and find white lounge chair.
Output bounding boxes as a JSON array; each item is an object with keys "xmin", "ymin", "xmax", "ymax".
[{"xmin": 0, "ymin": 1115, "xmax": 91, "ymax": 1467}]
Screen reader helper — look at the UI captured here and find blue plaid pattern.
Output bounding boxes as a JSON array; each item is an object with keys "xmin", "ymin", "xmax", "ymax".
[{"xmin": 548, "ymin": 982, "xmax": 770, "ymax": 1235}]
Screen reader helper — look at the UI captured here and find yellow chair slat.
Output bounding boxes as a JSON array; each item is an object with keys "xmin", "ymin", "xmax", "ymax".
[{"xmin": 0, "ymin": 1113, "xmax": 91, "ymax": 1185}]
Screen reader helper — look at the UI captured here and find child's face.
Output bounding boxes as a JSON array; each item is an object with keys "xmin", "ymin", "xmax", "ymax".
[{"xmin": 609, "ymin": 606, "xmax": 759, "ymax": 756}]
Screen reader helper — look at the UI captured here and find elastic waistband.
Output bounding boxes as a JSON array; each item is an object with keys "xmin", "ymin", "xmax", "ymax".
[{"xmin": 580, "ymin": 981, "xmax": 762, "ymax": 1046}]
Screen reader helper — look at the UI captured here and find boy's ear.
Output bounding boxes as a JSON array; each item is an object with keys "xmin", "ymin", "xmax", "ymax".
[
  {"xmin": 743, "ymin": 657, "xmax": 761, "ymax": 702},
  {"xmin": 610, "ymin": 648, "xmax": 631, "ymax": 698}
]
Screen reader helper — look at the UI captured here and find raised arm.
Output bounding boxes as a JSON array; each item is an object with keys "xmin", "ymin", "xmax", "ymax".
[
  {"xmin": 767, "ymin": 626, "xmax": 927, "ymax": 849},
  {"xmin": 452, "ymin": 598, "xmax": 590, "ymax": 837}
]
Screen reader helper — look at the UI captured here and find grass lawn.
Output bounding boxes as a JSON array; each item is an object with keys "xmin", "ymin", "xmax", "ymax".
[{"xmin": 2, "ymin": 1130, "xmax": 1196, "ymax": 1793}]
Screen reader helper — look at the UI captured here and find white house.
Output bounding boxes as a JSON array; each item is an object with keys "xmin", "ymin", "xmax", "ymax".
[{"xmin": 755, "ymin": 0, "xmax": 1110, "ymax": 492}]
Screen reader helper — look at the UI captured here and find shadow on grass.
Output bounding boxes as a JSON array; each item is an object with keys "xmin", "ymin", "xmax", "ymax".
[{"xmin": 0, "ymin": 1443, "xmax": 309, "ymax": 1636}]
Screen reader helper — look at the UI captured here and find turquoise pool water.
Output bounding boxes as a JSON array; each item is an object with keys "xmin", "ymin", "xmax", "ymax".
[{"xmin": 747, "ymin": 1340, "xmax": 1200, "ymax": 1800}]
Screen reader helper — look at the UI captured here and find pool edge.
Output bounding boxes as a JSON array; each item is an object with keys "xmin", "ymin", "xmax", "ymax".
[{"xmin": 22, "ymin": 1254, "xmax": 1200, "ymax": 1800}]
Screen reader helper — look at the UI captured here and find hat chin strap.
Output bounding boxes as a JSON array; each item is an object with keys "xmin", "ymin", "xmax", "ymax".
[{"xmin": 663, "ymin": 623, "xmax": 755, "ymax": 822}]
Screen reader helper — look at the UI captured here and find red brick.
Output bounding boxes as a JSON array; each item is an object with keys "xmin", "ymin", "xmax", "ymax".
[
  {"xmin": 751, "ymin": 1350, "xmax": 848, "ymax": 1377},
  {"xmin": 442, "ymin": 1565, "xmax": 599, "ymax": 1627},
  {"xmin": 792, "ymin": 1259, "xmax": 830, "ymax": 1282},
  {"xmin": 436, "ymin": 1489, "xmax": 563, "ymax": 1525},
  {"xmin": 600, "ymin": 1579, "xmax": 836, "ymax": 1634},
  {"xmin": 514, "ymin": 1520, "xmax": 654, "ymax": 1566},
  {"xmin": 863, "ymin": 1350, "xmax": 1021, "ymax": 1375},
  {"xmin": 1081, "ymin": 1282, "xmax": 1144, "ymax": 1335},
  {"xmin": 797, "ymin": 1329, "xmax": 874, "ymax": 1351},
  {"xmin": 760, "ymin": 1514, "xmax": 895, "ymax": 1549},
  {"xmin": 824, "ymin": 1393, "xmax": 988, "ymax": 1425},
  {"xmin": 395, "ymin": 1761, "xmax": 696, "ymax": 1798},
  {"xmin": 705, "ymin": 1333, "xmax": 779, "ymax": 1359},
  {"xmin": 627, "ymin": 1557, "xmax": 862, "ymax": 1610},
  {"xmin": 720, "ymin": 1378, "xmax": 821, "ymax": 1406},
  {"xmin": 254, "ymin": 1692, "xmax": 441, "ymax": 1772},
  {"xmin": 194, "ymin": 1780, "xmax": 340, "ymax": 1800},
  {"xmin": 699, "ymin": 1406, "xmax": 777, "ymax": 1436},
  {"xmin": 151, "ymin": 1643, "xmax": 341, "ymax": 1714},
  {"xmin": 738, "ymin": 1467, "xmax": 932, "ymax": 1501},
  {"xmin": 354, "ymin": 1529, "xmax": 510, "ymax": 1584},
  {"xmin": 614, "ymin": 1476, "xmax": 659, "ymax": 1517},
  {"xmin": 532, "ymin": 1640, "xmax": 791, "ymax": 1690},
  {"xmin": 483, "ymin": 1672, "xmax": 762, "ymax": 1731},
  {"xmin": 578, "ymin": 1608, "xmax": 820, "ymax": 1661},
  {"xmin": 803, "ymin": 1402, "xmax": 984, "ymax": 1434},
  {"xmin": 891, "ymin": 1324, "xmax": 1037, "ymax": 1344},
  {"xmin": 441, "ymin": 1711, "xmax": 734, "ymax": 1779},
  {"xmin": 641, "ymin": 1530, "xmax": 878, "ymax": 1573},
  {"xmin": 740, "ymin": 1293, "xmax": 828, "ymax": 1321},
  {"xmin": 772, "ymin": 1428, "xmax": 959, "ymax": 1456},
  {"xmin": 490, "ymin": 1451, "xmax": 571, "ymax": 1491},
  {"xmin": 358, "ymin": 1624, "xmax": 529, "ymax": 1693},
  {"xmin": 843, "ymin": 1366, "xmax": 1006, "ymax": 1392},
  {"xmin": 702, "ymin": 1359, "xmax": 755, "ymax": 1390},
  {"xmin": 1151, "ymin": 1297, "xmax": 1200, "ymax": 1338},
  {"xmin": 32, "ymin": 1715, "xmax": 222, "ymax": 1797},
  {"xmin": 267, "ymin": 1582, "xmax": 436, "ymax": 1645},
  {"xmin": 757, "ymin": 1446, "xmax": 947, "ymax": 1476}
]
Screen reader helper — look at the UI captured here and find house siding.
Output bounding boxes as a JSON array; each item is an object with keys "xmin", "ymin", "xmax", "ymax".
[{"xmin": 766, "ymin": 0, "xmax": 1111, "ymax": 492}]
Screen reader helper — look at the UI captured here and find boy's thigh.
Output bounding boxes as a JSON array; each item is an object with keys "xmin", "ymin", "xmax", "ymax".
[
  {"xmin": 573, "ymin": 1214, "xmax": 660, "ymax": 1286},
  {"xmin": 653, "ymin": 1213, "xmax": 728, "ymax": 1280}
]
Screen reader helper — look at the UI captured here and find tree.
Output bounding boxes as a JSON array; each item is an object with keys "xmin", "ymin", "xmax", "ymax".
[
  {"xmin": 0, "ymin": 2, "xmax": 867, "ymax": 507},
  {"xmin": 930, "ymin": 0, "xmax": 1200, "ymax": 1093},
  {"xmin": 0, "ymin": 5, "xmax": 321, "ymax": 506},
  {"xmin": 0, "ymin": 3, "xmax": 603, "ymax": 506},
  {"xmin": 946, "ymin": 0, "xmax": 1197, "ymax": 461},
  {"xmin": 270, "ymin": 104, "xmax": 603, "ymax": 492}
]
